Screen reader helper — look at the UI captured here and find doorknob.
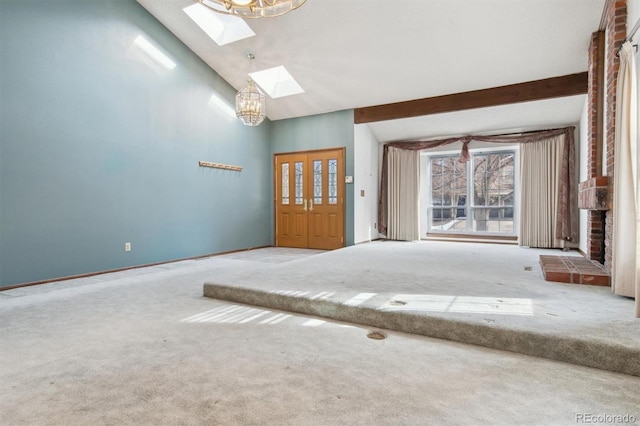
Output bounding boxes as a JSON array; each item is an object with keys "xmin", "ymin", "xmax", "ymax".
[
  {"xmin": 309, "ymin": 199, "xmax": 313, "ymax": 211},
  {"xmin": 303, "ymin": 199, "xmax": 307, "ymax": 211}
]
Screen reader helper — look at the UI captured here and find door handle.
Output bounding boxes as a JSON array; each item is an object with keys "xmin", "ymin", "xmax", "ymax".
[
  {"xmin": 309, "ymin": 199, "xmax": 313, "ymax": 211},
  {"xmin": 303, "ymin": 199, "xmax": 307, "ymax": 211}
]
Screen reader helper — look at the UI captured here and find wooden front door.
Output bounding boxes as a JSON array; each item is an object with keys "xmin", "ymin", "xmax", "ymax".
[{"xmin": 275, "ymin": 148, "xmax": 345, "ymax": 250}]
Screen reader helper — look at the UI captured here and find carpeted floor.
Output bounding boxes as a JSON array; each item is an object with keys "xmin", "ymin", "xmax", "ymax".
[
  {"xmin": 1, "ymin": 243, "xmax": 639, "ymax": 425},
  {"xmin": 204, "ymin": 241, "xmax": 639, "ymax": 370}
]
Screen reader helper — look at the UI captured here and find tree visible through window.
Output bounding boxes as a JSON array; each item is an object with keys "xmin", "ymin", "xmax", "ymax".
[{"xmin": 428, "ymin": 151, "xmax": 515, "ymax": 235}]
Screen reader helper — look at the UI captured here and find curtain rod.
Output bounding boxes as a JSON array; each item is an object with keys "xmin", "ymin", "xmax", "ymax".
[
  {"xmin": 391, "ymin": 127, "xmax": 569, "ymax": 145},
  {"xmin": 616, "ymin": 17, "xmax": 640, "ymax": 56},
  {"xmin": 627, "ymin": 17, "xmax": 640, "ymax": 43}
]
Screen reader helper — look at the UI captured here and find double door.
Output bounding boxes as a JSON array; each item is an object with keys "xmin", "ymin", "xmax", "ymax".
[{"xmin": 275, "ymin": 148, "xmax": 345, "ymax": 250}]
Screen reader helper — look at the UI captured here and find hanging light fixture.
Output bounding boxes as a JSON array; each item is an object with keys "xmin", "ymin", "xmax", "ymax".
[
  {"xmin": 236, "ymin": 53, "xmax": 266, "ymax": 127},
  {"xmin": 195, "ymin": 0, "xmax": 306, "ymax": 18}
]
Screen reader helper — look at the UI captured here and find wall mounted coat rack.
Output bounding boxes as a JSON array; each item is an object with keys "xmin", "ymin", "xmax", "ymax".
[{"xmin": 198, "ymin": 161, "xmax": 243, "ymax": 172}]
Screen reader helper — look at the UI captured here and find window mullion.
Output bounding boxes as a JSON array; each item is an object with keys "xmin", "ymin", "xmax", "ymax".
[{"xmin": 467, "ymin": 155, "xmax": 473, "ymax": 232}]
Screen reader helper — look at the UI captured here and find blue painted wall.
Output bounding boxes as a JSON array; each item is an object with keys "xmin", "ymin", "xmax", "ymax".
[
  {"xmin": 270, "ymin": 110, "xmax": 355, "ymax": 246},
  {"xmin": 0, "ymin": 0, "xmax": 273, "ymax": 287}
]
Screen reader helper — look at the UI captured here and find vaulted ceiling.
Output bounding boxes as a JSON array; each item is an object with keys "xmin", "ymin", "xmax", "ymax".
[{"xmin": 137, "ymin": 0, "xmax": 605, "ymax": 141}]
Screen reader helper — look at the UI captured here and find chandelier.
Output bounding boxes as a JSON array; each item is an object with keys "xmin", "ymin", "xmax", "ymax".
[
  {"xmin": 236, "ymin": 54, "xmax": 266, "ymax": 126},
  {"xmin": 196, "ymin": 0, "xmax": 306, "ymax": 18}
]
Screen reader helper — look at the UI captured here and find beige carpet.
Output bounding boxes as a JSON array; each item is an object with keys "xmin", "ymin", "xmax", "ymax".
[
  {"xmin": 204, "ymin": 241, "xmax": 639, "ymax": 376},
  {"xmin": 1, "ymin": 244, "xmax": 639, "ymax": 425}
]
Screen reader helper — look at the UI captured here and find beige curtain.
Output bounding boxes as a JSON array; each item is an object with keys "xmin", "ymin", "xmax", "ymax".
[
  {"xmin": 387, "ymin": 146, "xmax": 421, "ymax": 240},
  {"xmin": 612, "ymin": 41, "xmax": 639, "ymax": 316},
  {"xmin": 519, "ymin": 135, "xmax": 566, "ymax": 248},
  {"xmin": 378, "ymin": 127, "xmax": 577, "ymax": 242}
]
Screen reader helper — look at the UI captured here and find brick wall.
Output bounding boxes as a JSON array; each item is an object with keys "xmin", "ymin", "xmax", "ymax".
[
  {"xmin": 586, "ymin": 33, "xmax": 605, "ymax": 262},
  {"xmin": 603, "ymin": 0, "xmax": 627, "ymax": 270},
  {"xmin": 585, "ymin": 0, "xmax": 626, "ymax": 267},
  {"xmin": 587, "ymin": 32, "xmax": 602, "ymax": 178}
]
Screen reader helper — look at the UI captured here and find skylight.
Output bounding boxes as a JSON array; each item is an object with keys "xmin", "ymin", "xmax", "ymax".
[
  {"xmin": 250, "ymin": 66, "xmax": 305, "ymax": 98},
  {"xmin": 183, "ymin": 3, "xmax": 255, "ymax": 46}
]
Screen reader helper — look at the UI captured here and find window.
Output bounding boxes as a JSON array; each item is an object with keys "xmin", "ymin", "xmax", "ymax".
[
  {"xmin": 426, "ymin": 149, "xmax": 516, "ymax": 235},
  {"xmin": 430, "ymin": 156, "xmax": 467, "ymax": 231}
]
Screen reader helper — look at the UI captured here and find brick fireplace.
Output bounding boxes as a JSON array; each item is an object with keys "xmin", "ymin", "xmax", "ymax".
[{"xmin": 582, "ymin": 0, "xmax": 626, "ymax": 270}]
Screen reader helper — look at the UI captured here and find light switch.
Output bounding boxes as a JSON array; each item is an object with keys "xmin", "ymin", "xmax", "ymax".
[{"xmin": 360, "ymin": 190, "xmax": 365, "ymax": 197}]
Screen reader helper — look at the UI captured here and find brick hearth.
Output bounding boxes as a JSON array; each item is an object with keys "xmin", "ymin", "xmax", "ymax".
[{"xmin": 539, "ymin": 255, "xmax": 610, "ymax": 286}]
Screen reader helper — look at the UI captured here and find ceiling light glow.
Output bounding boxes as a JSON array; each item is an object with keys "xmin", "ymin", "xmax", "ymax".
[
  {"xmin": 208, "ymin": 93, "xmax": 236, "ymax": 118},
  {"xmin": 133, "ymin": 35, "xmax": 176, "ymax": 70}
]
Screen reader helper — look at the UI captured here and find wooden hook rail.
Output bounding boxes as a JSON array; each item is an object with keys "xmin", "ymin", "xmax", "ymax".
[{"xmin": 198, "ymin": 161, "xmax": 243, "ymax": 172}]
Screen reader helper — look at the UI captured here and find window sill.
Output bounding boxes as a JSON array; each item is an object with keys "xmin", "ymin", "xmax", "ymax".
[{"xmin": 425, "ymin": 233, "xmax": 518, "ymax": 245}]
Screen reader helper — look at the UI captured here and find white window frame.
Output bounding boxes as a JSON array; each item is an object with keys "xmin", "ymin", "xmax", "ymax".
[{"xmin": 421, "ymin": 145, "xmax": 519, "ymax": 238}]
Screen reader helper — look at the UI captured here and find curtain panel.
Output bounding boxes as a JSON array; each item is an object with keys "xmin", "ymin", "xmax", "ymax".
[
  {"xmin": 378, "ymin": 127, "xmax": 577, "ymax": 242},
  {"xmin": 387, "ymin": 147, "xmax": 421, "ymax": 240},
  {"xmin": 611, "ymin": 41, "xmax": 639, "ymax": 316},
  {"xmin": 519, "ymin": 135, "xmax": 566, "ymax": 248}
]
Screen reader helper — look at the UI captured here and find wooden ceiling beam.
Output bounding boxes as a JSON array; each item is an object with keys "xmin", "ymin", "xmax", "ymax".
[{"xmin": 353, "ymin": 72, "xmax": 588, "ymax": 124}]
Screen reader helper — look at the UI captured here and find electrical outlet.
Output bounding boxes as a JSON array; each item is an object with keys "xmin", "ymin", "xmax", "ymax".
[
  {"xmin": 125, "ymin": 242, "xmax": 131, "ymax": 252},
  {"xmin": 374, "ymin": 223, "xmax": 377, "ymax": 229}
]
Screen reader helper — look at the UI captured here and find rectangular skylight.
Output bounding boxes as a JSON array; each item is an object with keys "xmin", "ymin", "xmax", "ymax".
[
  {"xmin": 133, "ymin": 35, "xmax": 176, "ymax": 70},
  {"xmin": 250, "ymin": 66, "xmax": 305, "ymax": 99},
  {"xmin": 183, "ymin": 3, "xmax": 255, "ymax": 46}
]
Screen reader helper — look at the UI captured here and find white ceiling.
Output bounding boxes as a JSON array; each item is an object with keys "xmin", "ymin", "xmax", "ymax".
[{"xmin": 136, "ymin": 0, "xmax": 604, "ymax": 142}]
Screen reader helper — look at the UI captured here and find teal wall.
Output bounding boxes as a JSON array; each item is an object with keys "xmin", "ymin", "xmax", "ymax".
[
  {"xmin": 270, "ymin": 110, "xmax": 355, "ymax": 246},
  {"xmin": 0, "ymin": 0, "xmax": 273, "ymax": 287}
]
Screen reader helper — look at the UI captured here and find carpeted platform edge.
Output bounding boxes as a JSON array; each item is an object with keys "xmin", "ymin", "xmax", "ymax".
[{"xmin": 203, "ymin": 283, "xmax": 639, "ymax": 377}]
